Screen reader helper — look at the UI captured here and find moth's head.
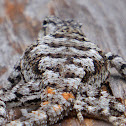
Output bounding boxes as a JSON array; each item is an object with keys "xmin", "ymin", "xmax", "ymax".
[
  {"xmin": 40, "ymin": 16, "xmax": 86, "ymax": 41},
  {"xmin": 41, "ymin": 16, "xmax": 63, "ymax": 36}
]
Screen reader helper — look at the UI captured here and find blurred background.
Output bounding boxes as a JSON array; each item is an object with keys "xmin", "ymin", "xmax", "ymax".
[{"xmin": 0, "ymin": 0, "xmax": 126, "ymax": 126}]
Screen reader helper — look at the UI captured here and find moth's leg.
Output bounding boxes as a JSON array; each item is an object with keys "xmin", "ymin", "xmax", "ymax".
[
  {"xmin": 73, "ymin": 93, "xmax": 84, "ymax": 123},
  {"xmin": 74, "ymin": 89, "xmax": 126, "ymax": 126},
  {"xmin": 6, "ymin": 86, "xmax": 75, "ymax": 126},
  {"xmin": 105, "ymin": 52, "xmax": 126, "ymax": 79}
]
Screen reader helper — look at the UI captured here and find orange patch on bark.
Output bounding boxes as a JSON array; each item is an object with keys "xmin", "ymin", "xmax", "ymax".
[
  {"xmin": 62, "ymin": 92, "xmax": 75, "ymax": 100},
  {"xmin": 32, "ymin": 111, "xmax": 36, "ymax": 115},
  {"xmin": 0, "ymin": 66, "xmax": 7, "ymax": 76},
  {"xmin": 4, "ymin": 0, "xmax": 40, "ymax": 40},
  {"xmin": 5, "ymin": 0, "xmax": 26, "ymax": 21},
  {"xmin": 0, "ymin": 17, "xmax": 3, "ymax": 24},
  {"xmin": 46, "ymin": 87, "xmax": 55, "ymax": 94},
  {"xmin": 32, "ymin": 111, "xmax": 41, "ymax": 116},
  {"xmin": 42, "ymin": 101, "xmax": 50, "ymax": 105}
]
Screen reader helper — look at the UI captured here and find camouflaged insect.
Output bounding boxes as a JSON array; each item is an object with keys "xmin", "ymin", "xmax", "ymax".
[{"xmin": 0, "ymin": 16, "xmax": 126, "ymax": 126}]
